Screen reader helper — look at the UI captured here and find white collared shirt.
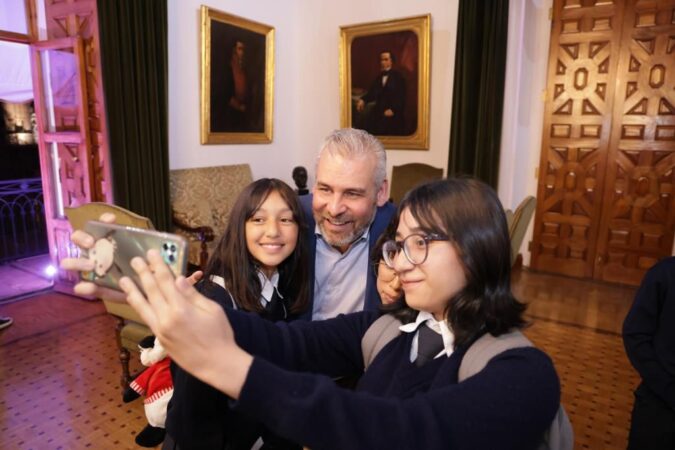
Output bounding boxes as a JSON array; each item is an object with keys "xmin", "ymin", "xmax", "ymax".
[
  {"xmin": 209, "ymin": 271, "xmax": 283, "ymax": 312},
  {"xmin": 312, "ymin": 225, "xmax": 370, "ymax": 320},
  {"xmin": 399, "ymin": 311, "xmax": 455, "ymax": 363},
  {"xmin": 257, "ymin": 270, "xmax": 283, "ymax": 308}
]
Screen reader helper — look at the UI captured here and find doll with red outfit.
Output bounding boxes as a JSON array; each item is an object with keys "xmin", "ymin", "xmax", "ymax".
[{"xmin": 123, "ymin": 335, "xmax": 173, "ymax": 447}]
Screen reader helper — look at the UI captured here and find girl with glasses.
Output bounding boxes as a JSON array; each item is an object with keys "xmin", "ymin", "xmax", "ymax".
[{"xmin": 119, "ymin": 177, "xmax": 561, "ymax": 450}]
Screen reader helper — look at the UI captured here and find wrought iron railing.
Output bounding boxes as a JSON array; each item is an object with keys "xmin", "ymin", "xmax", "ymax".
[{"xmin": 0, "ymin": 178, "xmax": 48, "ymax": 263}]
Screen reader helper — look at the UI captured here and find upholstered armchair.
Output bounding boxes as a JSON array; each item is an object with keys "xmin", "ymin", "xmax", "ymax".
[{"xmin": 169, "ymin": 164, "xmax": 253, "ymax": 269}]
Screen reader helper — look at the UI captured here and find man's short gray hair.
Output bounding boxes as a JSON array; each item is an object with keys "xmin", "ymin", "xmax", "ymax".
[{"xmin": 316, "ymin": 128, "xmax": 387, "ymax": 189}]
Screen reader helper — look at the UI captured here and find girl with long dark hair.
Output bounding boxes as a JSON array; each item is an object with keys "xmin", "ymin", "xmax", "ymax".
[{"xmin": 164, "ymin": 178, "xmax": 308, "ymax": 449}]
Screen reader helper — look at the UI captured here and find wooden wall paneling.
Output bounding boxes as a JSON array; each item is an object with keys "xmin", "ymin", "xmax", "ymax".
[
  {"xmin": 531, "ymin": 0, "xmax": 626, "ymax": 278},
  {"xmin": 594, "ymin": 0, "xmax": 675, "ymax": 285}
]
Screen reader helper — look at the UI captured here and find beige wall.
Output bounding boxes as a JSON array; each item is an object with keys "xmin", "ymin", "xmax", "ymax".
[
  {"xmin": 168, "ymin": 0, "xmax": 458, "ymax": 191},
  {"xmin": 499, "ymin": 0, "xmax": 552, "ymax": 265}
]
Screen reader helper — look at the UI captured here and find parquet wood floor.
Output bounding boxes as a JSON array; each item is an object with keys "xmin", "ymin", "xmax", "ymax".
[
  {"xmin": 516, "ymin": 269, "xmax": 639, "ymax": 450},
  {"xmin": 0, "ymin": 269, "xmax": 639, "ymax": 449},
  {"xmin": 0, "ymin": 294, "xmax": 149, "ymax": 449}
]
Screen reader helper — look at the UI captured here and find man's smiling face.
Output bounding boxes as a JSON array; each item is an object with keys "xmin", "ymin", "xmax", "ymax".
[{"xmin": 312, "ymin": 151, "xmax": 387, "ymax": 253}]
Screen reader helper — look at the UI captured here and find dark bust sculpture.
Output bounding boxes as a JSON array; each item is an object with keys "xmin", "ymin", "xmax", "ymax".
[{"xmin": 292, "ymin": 166, "xmax": 309, "ymax": 195}]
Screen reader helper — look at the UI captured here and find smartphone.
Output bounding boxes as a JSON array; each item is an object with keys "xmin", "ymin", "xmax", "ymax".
[{"xmin": 80, "ymin": 221, "xmax": 188, "ymax": 292}]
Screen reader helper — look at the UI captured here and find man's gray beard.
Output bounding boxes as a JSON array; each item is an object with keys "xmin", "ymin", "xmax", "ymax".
[
  {"xmin": 317, "ymin": 207, "xmax": 377, "ymax": 250},
  {"xmin": 319, "ymin": 221, "xmax": 368, "ymax": 249}
]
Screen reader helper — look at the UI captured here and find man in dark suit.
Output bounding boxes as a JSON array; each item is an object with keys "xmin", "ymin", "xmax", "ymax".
[{"xmin": 356, "ymin": 51, "xmax": 406, "ymax": 136}]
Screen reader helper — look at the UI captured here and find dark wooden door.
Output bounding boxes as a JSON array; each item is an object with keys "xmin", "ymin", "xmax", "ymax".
[
  {"xmin": 531, "ymin": 0, "xmax": 626, "ymax": 279},
  {"xmin": 594, "ymin": 0, "xmax": 675, "ymax": 285},
  {"xmin": 530, "ymin": 0, "xmax": 675, "ymax": 286}
]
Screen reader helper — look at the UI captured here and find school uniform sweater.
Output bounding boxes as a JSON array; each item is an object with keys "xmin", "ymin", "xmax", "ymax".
[
  {"xmin": 165, "ymin": 279, "xmax": 299, "ymax": 450},
  {"xmin": 227, "ymin": 309, "xmax": 561, "ymax": 450}
]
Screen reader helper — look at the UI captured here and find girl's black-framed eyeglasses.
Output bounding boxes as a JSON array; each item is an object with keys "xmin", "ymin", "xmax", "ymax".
[{"xmin": 382, "ymin": 233, "xmax": 449, "ymax": 268}]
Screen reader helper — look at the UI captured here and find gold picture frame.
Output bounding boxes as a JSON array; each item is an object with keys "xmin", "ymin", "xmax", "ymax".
[
  {"xmin": 200, "ymin": 6, "xmax": 274, "ymax": 144},
  {"xmin": 340, "ymin": 14, "xmax": 431, "ymax": 150}
]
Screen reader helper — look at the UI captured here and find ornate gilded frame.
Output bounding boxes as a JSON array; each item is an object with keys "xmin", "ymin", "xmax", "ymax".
[
  {"xmin": 200, "ymin": 6, "xmax": 274, "ymax": 144},
  {"xmin": 340, "ymin": 14, "xmax": 431, "ymax": 150}
]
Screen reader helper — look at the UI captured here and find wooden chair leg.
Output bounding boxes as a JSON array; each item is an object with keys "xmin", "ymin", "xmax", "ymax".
[
  {"xmin": 199, "ymin": 240, "xmax": 208, "ymax": 270},
  {"xmin": 119, "ymin": 347, "xmax": 131, "ymax": 388},
  {"xmin": 113, "ymin": 316, "xmax": 131, "ymax": 388}
]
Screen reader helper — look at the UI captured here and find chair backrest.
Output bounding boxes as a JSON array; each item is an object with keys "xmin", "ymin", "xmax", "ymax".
[
  {"xmin": 64, "ymin": 202, "xmax": 154, "ymax": 231},
  {"xmin": 64, "ymin": 202, "xmax": 152, "ymax": 322},
  {"xmin": 169, "ymin": 164, "xmax": 253, "ymax": 233},
  {"xmin": 508, "ymin": 196, "xmax": 536, "ymax": 266},
  {"xmin": 504, "ymin": 208, "xmax": 515, "ymax": 232},
  {"xmin": 390, "ymin": 163, "xmax": 444, "ymax": 205}
]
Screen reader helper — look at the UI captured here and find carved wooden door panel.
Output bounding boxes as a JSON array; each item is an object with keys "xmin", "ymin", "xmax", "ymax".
[
  {"xmin": 44, "ymin": 0, "xmax": 112, "ymax": 205},
  {"xmin": 30, "ymin": 37, "xmax": 92, "ymax": 290},
  {"xmin": 594, "ymin": 0, "xmax": 675, "ymax": 285},
  {"xmin": 531, "ymin": 0, "xmax": 675, "ymax": 286},
  {"xmin": 530, "ymin": 1, "xmax": 625, "ymax": 278},
  {"xmin": 31, "ymin": 0, "xmax": 113, "ymax": 293}
]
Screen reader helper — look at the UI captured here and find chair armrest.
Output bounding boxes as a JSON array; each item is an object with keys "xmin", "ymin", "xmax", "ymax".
[
  {"xmin": 173, "ymin": 216, "xmax": 216, "ymax": 242},
  {"xmin": 102, "ymin": 298, "xmax": 146, "ymax": 324},
  {"xmin": 172, "ymin": 217, "xmax": 215, "ymax": 269}
]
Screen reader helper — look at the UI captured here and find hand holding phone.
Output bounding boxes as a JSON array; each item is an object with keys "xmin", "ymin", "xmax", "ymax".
[{"xmin": 80, "ymin": 221, "xmax": 188, "ymax": 292}]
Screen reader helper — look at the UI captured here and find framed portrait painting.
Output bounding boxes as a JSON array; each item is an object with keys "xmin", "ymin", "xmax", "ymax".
[
  {"xmin": 340, "ymin": 15, "xmax": 430, "ymax": 150},
  {"xmin": 200, "ymin": 6, "xmax": 274, "ymax": 144}
]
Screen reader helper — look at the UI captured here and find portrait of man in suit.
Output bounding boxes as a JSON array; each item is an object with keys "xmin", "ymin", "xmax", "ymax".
[
  {"xmin": 355, "ymin": 51, "xmax": 406, "ymax": 136},
  {"xmin": 350, "ymin": 30, "xmax": 419, "ymax": 138}
]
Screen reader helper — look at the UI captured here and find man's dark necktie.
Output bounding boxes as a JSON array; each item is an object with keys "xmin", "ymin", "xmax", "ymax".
[{"xmin": 416, "ymin": 324, "xmax": 444, "ymax": 367}]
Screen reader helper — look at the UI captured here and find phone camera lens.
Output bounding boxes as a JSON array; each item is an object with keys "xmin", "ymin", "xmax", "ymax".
[
  {"xmin": 169, "ymin": 254, "xmax": 176, "ymax": 262},
  {"xmin": 162, "ymin": 243, "xmax": 169, "ymax": 250},
  {"xmin": 170, "ymin": 244, "xmax": 176, "ymax": 252}
]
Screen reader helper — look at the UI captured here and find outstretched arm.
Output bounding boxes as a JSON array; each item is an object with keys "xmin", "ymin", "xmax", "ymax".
[
  {"xmin": 124, "ymin": 249, "xmax": 372, "ymax": 374},
  {"xmin": 121, "ymin": 249, "xmax": 252, "ymax": 400},
  {"xmin": 121, "ymin": 251, "xmax": 559, "ymax": 450}
]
